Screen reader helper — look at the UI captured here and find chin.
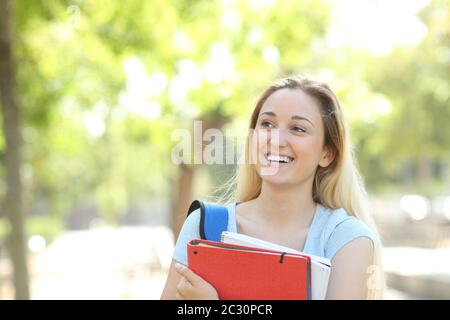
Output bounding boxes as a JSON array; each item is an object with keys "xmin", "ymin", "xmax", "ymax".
[{"xmin": 259, "ymin": 172, "xmax": 294, "ymax": 187}]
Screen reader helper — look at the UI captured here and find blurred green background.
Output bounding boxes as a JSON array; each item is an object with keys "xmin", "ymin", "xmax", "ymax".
[{"xmin": 0, "ymin": 0, "xmax": 449, "ymax": 299}]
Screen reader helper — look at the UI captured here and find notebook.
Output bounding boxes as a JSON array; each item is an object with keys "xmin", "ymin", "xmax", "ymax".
[
  {"xmin": 187, "ymin": 239, "xmax": 312, "ymax": 300},
  {"xmin": 221, "ymin": 231, "xmax": 331, "ymax": 300}
]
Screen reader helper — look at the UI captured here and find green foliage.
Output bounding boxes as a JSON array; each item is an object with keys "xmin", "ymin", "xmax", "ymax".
[
  {"xmin": 0, "ymin": 218, "xmax": 11, "ymax": 241},
  {"xmin": 359, "ymin": 0, "xmax": 450, "ymax": 192},
  {"xmin": 2, "ymin": 0, "xmax": 449, "ymax": 228},
  {"xmin": 25, "ymin": 215, "xmax": 64, "ymax": 244},
  {"xmin": 0, "ymin": 216, "xmax": 64, "ymax": 245}
]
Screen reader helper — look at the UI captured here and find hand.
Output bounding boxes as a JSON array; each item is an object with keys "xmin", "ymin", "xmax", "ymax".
[{"xmin": 174, "ymin": 263, "xmax": 219, "ymax": 300}]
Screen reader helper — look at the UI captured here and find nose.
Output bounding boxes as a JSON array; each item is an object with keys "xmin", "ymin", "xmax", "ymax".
[{"xmin": 268, "ymin": 128, "xmax": 288, "ymax": 152}]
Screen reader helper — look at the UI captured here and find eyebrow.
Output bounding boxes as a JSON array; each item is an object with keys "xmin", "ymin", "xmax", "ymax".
[{"xmin": 260, "ymin": 111, "xmax": 314, "ymax": 127}]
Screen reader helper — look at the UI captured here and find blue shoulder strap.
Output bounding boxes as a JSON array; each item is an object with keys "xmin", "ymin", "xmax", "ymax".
[{"xmin": 187, "ymin": 200, "xmax": 229, "ymax": 242}]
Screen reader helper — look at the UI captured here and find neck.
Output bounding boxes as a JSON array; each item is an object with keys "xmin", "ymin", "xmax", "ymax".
[{"xmin": 253, "ymin": 181, "xmax": 317, "ymax": 228}]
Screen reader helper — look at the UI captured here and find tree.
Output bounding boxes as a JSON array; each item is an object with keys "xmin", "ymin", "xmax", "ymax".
[
  {"xmin": 362, "ymin": 0, "xmax": 450, "ymax": 194},
  {"xmin": 0, "ymin": 2, "xmax": 334, "ymax": 299},
  {"xmin": 0, "ymin": 0, "xmax": 30, "ymax": 299}
]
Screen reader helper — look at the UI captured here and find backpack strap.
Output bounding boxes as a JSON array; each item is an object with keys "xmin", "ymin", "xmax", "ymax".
[{"xmin": 187, "ymin": 200, "xmax": 229, "ymax": 242}]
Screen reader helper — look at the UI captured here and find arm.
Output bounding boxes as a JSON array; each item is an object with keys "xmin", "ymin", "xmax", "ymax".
[
  {"xmin": 160, "ymin": 260, "xmax": 219, "ymax": 300},
  {"xmin": 325, "ymin": 237, "xmax": 374, "ymax": 300},
  {"xmin": 160, "ymin": 260, "xmax": 183, "ymax": 300},
  {"xmin": 160, "ymin": 206, "xmax": 222, "ymax": 300}
]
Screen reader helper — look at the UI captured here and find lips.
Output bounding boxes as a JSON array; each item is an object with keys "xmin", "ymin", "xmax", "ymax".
[{"xmin": 264, "ymin": 153, "xmax": 295, "ymax": 164}]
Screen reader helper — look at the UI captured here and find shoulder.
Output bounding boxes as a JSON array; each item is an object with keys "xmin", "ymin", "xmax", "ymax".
[
  {"xmin": 172, "ymin": 202, "xmax": 235, "ymax": 264},
  {"xmin": 316, "ymin": 205, "xmax": 375, "ymax": 260},
  {"xmin": 172, "ymin": 208, "xmax": 202, "ymax": 265},
  {"xmin": 182, "ymin": 207, "xmax": 202, "ymax": 234},
  {"xmin": 184, "ymin": 201, "xmax": 235, "ymax": 234}
]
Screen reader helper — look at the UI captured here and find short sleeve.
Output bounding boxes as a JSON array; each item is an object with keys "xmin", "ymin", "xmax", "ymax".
[
  {"xmin": 324, "ymin": 217, "xmax": 375, "ymax": 260},
  {"xmin": 172, "ymin": 208, "xmax": 201, "ymax": 265}
]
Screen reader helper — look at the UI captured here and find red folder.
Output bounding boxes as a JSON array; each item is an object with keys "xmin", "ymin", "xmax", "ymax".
[{"xmin": 187, "ymin": 239, "xmax": 312, "ymax": 300}]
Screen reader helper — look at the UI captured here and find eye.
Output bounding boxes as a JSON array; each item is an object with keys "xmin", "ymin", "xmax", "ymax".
[
  {"xmin": 259, "ymin": 120, "xmax": 274, "ymax": 128},
  {"xmin": 292, "ymin": 126, "xmax": 306, "ymax": 133}
]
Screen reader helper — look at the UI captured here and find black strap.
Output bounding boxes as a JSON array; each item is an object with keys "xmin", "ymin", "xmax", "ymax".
[{"xmin": 187, "ymin": 200, "xmax": 207, "ymax": 239}]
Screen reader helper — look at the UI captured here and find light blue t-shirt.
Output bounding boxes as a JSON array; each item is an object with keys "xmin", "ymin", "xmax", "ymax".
[{"xmin": 172, "ymin": 202, "xmax": 375, "ymax": 265}]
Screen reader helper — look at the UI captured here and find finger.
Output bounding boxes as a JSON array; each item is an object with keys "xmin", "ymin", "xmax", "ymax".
[
  {"xmin": 176, "ymin": 277, "xmax": 191, "ymax": 299},
  {"xmin": 177, "ymin": 276, "xmax": 192, "ymax": 293},
  {"xmin": 175, "ymin": 291, "xmax": 185, "ymax": 300},
  {"xmin": 178, "ymin": 279, "xmax": 195, "ymax": 299},
  {"xmin": 175, "ymin": 263, "xmax": 202, "ymax": 284}
]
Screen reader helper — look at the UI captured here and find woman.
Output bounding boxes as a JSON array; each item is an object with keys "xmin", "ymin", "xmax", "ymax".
[{"xmin": 160, "ymin": 76, "xmax": 385, "ymax": 300}]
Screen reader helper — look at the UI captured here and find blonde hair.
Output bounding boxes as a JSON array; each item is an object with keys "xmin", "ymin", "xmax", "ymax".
[{"xmin": 217, "ymin": 76, "xmax": 385, "ymax": 299}]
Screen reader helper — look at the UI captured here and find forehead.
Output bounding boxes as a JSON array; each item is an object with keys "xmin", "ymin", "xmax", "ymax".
[{"xmin": 260, "ymin": 88, "xmax": 322, "ymax": 120}]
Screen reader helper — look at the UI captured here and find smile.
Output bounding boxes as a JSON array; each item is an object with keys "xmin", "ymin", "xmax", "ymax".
[{"xmin": 265, "ymin": 153, "xmax": 295, "ymax": 164}]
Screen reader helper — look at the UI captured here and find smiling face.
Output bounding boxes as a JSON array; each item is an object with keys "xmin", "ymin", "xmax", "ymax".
[{"xmin": 252, "ymin": 88, "xmax": 334, "ymax": 187}]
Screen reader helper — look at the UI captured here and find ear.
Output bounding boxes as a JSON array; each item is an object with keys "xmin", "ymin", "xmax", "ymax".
[{"xmin": 319, "ymin": 146, "xmax": 335, "ymax": 168}]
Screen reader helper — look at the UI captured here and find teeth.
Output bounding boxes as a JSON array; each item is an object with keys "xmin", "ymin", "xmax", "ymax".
[{"xmin": 266, "ymin": 154, "xmax": 293, "ymax": 163}]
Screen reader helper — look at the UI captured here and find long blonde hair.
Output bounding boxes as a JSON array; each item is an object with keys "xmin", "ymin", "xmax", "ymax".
[{"xmin": 217, "ymin": 76, "xmax": 385, "ymax": 299}]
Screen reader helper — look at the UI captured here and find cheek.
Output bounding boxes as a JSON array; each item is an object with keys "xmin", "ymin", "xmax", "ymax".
[
  {"xmin": 256, "ymin": 129, "xmax": 272, "ymax": 145},
  {"xmin": 291, "ymin": 138, "xmax": 323, "ymax": 163},
  {"xmin": 250, "ymin": 130, "xmax": 272, "ymax": 156},
  {"xmin": 247, "ymin": 132, "xmax": 267, "ymax": 165}
]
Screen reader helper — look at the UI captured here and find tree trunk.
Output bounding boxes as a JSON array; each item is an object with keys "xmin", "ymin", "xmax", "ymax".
[
  {"xmin": 170, "ymin": 164, "xmax": 195, "ymax": 240},
  {"xmin": 417, "ymin": 154, "xmax": 432, "ymax": 194},
  {"xmin": 169, "ymin": 115, "xmax": 229, "ymax": 240},
  {"xmin": 0, "ymin": 0, "xmax": 30, "ymax": 300}
]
